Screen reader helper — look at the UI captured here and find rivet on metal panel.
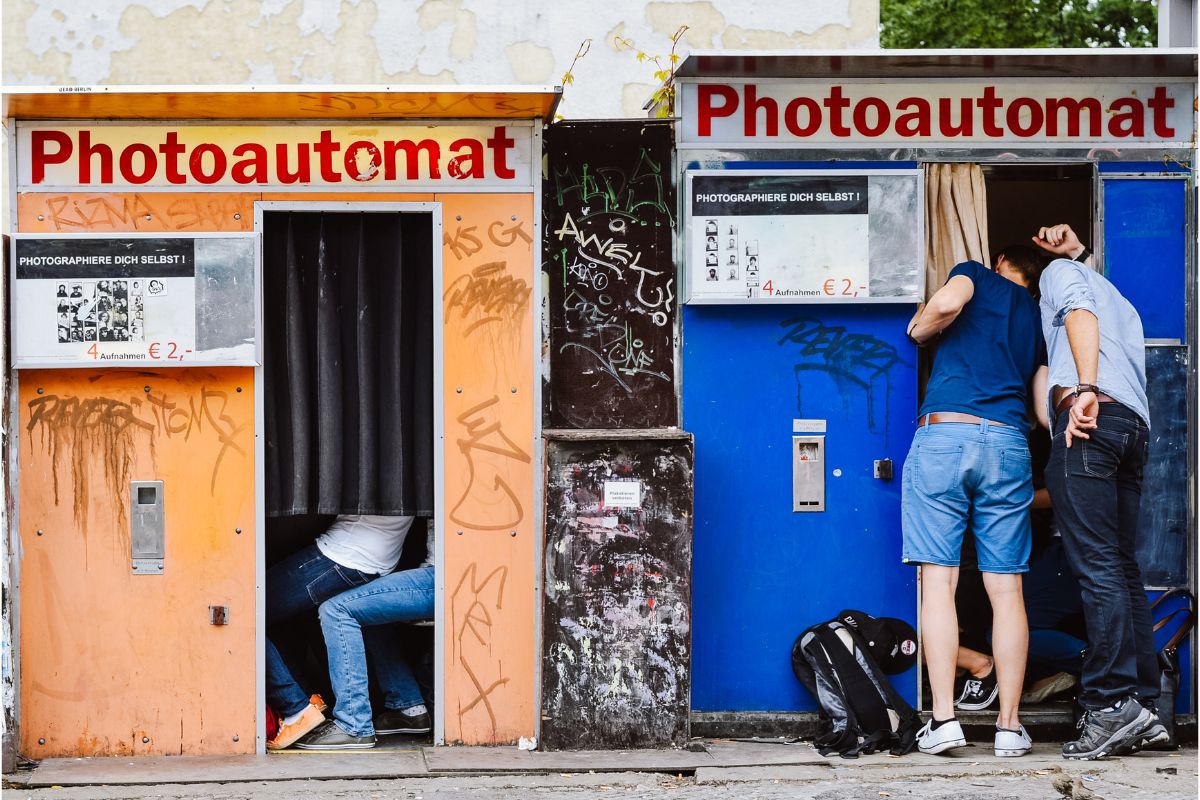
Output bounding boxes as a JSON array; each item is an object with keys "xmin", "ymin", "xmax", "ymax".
[
  {"xmin": 511, "ymin": 215, "xmax": 517, "ymax": 221},
  {"xmin": 144, "ymin": 215, "xmax": 152, "ymax": 221},
  {"xmin": 455, "ymin": 387, "xmax": 463, "ymax": 394},
  {"xmin": 456, "ymin": 215, "xmax": 463, "ymax": 221},
  {"xmin": 144, "ymin": 386, "xmax": 151, "ymax": 393},
  {"xmin": 457, "ymin": 530, "xmax": 464, "ymax": 536},
  {"xmin": 142, "ymin": 736, "xmax": 149, "ymax": 743},
  {"xmin": 510, "ymin": 387, "xmax": 518, "ymax": 393},
  {"xmin": 233, "ymin": 734, "xmax": 240, "ymax": 742},
  {"xmin": 234, "ymin": 213, "xmax": 242, "ymax": 220},
  {"xmin": 235, "ymin": 528, "xmax": 242, "ymax": 534},
  {"xmin": 37, "ymin": 215, "xmax": 44, "ymax": 221},
  {"xmin": 36, "ymin": 530, "xmax": 43, "ymax": 537},
  {"xmin": 38, "ymin": 738, "xmax": 45, "ymax": 745},
  {"xmin": 236, "ymin": 387, "xmax": 243, "ymax": 393},
  {"xmin": 510, "ymin": 531, "xmax": 517, "ymax": 537},
  {"xmin": 36, "ymin": 388, "xmax": 44, "ymax": 395}
]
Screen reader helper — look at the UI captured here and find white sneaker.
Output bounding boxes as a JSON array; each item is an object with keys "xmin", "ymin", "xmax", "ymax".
[
  {"xmin": 917, "ymin": 718, "xmax": 967, "ymax": 754},
  {"xmin": 995, "ymin": 724, "xmax": 1033, "ymax": 757}
]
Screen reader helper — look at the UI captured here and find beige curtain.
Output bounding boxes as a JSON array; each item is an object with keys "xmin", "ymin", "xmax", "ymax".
[{"xmin": 924, "ymin": 164, "xmax": 990, "ymax": 300}]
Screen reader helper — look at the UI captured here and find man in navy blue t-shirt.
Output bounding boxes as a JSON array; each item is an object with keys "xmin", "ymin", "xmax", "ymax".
[{"xmin": 903, "ymin": 247, "xmax": 1048, "ymax": 758}]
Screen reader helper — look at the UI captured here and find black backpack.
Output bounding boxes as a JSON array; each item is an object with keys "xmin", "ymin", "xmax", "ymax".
[{"xmin": 791, "ymin": 610, "xmax": 923, "ymax": 758}]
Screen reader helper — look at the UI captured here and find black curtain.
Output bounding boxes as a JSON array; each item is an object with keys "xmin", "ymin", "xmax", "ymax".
[{"xmin": 264, "ymin": 212, "xmax": 433, "ymax": 517}]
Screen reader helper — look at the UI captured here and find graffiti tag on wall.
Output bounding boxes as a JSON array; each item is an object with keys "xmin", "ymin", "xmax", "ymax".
[
  {"xmin": 544, "ymin": 121, "xmax": 678, "ymax": 428},
  {"xmin": 26, "ymin": 385, "xmax": 248, "ymax": 531}
]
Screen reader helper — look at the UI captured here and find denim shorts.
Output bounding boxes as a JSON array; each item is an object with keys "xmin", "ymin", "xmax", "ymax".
[{"xmin": 901, "ymin": 420, "xmax": 1033, "ymax": 573}]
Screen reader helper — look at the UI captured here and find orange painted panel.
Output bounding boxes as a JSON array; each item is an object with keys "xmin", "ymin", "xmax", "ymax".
[
  {"xmin": 17, "ymin": 193, "xmax": 256, "ymax": 232},
  {"xmin": 438, "ymin": 193, "xmax": 537, "ymax": 745},
  {"xmin": 18, "ymin": 368, "xmax": 256, "ymax": 757},
  {"xmin": 4, "ymin": 89, "xmax": 557, "ymax": 121}
]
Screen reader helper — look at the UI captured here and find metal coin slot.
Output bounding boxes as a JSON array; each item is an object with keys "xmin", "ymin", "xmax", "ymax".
[
  {"xmin": 792, "ymin": 435, "xmax": 826, "ymax": 513},
  {"xmin": 130, "ymin": 480, "xmax": 165, "ymax": 575}
]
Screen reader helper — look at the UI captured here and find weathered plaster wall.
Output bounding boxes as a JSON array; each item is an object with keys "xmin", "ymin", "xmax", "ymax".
[{"xmin": 3, "ymin": 0, "xmax": 880, "ymax": 118}]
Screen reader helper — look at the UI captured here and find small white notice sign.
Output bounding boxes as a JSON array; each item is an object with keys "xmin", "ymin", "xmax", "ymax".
[
  {"xmin": 793, "ymin": 419, "xmax": 828, "ymax": 433},
  {"xmin": 603, "ymin": 480, "xmax": 642, "ymax": 509}
]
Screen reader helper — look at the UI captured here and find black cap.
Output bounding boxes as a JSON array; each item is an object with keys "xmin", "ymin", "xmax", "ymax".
[{"xmin": 835, "ymin": 609, "xmax": 918, "ymax": 675}]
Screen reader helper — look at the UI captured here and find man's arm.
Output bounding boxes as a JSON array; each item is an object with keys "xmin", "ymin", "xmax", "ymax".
[
  {"xmin": 1062, "ymin": 308, "xmax": 1101, "ymax": 446},
  {"xmin": 1032, "ymin": 365, "xmax": 1050, "ymax": 429},
  {"xmin": 1032, "ymin": 223, "xmax": 1094, "ymax": 267},
  {"xmin": 907, "ymin": 275, "xmax": 974, "ymax": 344}
]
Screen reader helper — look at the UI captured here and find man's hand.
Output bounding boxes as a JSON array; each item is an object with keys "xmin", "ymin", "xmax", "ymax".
[
  {"xmin": 1064, "ymin": 391, "xmax": 1099, "ymax": 448},
  {"xmin": 1032, "ymin": 224, "xmax": 1084, "ymax": 259}
]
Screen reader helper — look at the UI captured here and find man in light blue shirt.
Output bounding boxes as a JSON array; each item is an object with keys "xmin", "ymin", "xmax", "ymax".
[{"xmin": 1033, "ymin": 223, "xmax": 1164, "ymax": 760}]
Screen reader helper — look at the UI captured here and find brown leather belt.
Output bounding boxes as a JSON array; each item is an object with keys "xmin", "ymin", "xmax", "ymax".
[
  {"xmin": 1054, "ymin": 391, "xmax": 1118, "ymax": 414},
  {"xmin": 917, "ymin": 412, "xmax": 1008, "ymax": 428}
]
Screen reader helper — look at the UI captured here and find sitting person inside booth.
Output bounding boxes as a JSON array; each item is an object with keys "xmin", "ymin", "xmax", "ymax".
[{"xmin": 266, "ymin": 516, "xmax": 435, "ymax": 751}]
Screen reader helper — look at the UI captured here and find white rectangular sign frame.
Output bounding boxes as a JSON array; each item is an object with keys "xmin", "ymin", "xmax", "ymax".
[
  {"xmin": 683, "ymin": 169, "xmax": 924, "ymax": 305},
  {"xmin": 11, "ymin": 232, "xmax": 261, "ymax": 369},
  {"xmin": 677, "ymin": 78, "xmax": 1196, "ymax": 149}
]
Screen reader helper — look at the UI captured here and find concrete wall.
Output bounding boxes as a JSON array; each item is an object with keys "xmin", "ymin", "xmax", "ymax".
[{"xmin": 2, "ymin": 0, "xmax": 880, "ymax": 118}]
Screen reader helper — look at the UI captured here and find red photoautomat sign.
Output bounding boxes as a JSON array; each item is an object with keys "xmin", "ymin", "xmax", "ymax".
[
  {"xmin": 678, "ymin": 80, "xmax": 1196, "ymax": 147},
  {"xmin": 17, "ymin": 123, "xmax": 535, "ymax": 190}
]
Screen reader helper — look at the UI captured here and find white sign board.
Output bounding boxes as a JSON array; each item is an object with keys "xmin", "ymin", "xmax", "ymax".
[
  {"xmin": 603, "ymin": 480, "xmax": 643, "ymax": 509},
  {"xmin": 679, "ymin": 79, "xmax": 1196, "ymax": 147},
  {"xmin": 12, "ymin": 234, "xmax": 258, "ymax": 368},
  {"xmin": 18, "ymin": 123, "xmax": 534, "ymax": 191},
  {"xmin": 685, "ymin": 170, "xmax": 923, "ymax": 303}
]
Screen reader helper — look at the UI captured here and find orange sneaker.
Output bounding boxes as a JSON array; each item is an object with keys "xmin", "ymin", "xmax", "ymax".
[
  {"xmin": 267, "ymin": 703, "xmax": 325, "ymax": 751},
  {"xmin": 310, "ymin": 694, "xmax": 328, "ymax": 713}
]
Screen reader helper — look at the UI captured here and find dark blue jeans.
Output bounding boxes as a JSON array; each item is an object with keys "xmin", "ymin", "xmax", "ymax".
[
  {"xmin": 266, "ymin": 544, "xmax": 377, "ymax": 717},
  {"xmin": 1046, "ymin": 402, "xmax": 1159, "ymax": 710}
]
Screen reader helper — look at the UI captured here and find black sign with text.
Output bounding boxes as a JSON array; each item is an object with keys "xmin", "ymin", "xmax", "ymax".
[
  {"xmin": 15, "ymin": 238, "xmax": 196, "ymax": 279},
  {"xmin": 691, "ymin": 174, "xmax": 868, "ymax": 217}
]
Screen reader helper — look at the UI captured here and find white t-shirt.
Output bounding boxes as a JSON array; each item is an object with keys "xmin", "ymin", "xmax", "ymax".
[{"xmin": 316, "ymin": 514, "xmax": 415, "ymax": 576}]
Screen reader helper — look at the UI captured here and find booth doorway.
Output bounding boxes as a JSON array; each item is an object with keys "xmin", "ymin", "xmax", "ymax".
[
  {"xmin": 919, "ymin": 163, "xmax": 1096, "ymax": 719},
  {"xmin": 983, "ymin": 163, "xmax": 1094, "ymax": 256},
  {"xmin": 255, "ymin": 204, "xmax": 442, "ymax": 752}
]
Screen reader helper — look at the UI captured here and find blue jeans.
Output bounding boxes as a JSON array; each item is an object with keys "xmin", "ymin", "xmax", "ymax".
[
  {"xmin": 319, "ymin": 565, "xmax": 435, "ymax": 736},
  {"xmin": 1028, "ymin": 629, "xmax": 1086, "ymax": 681},
  {"xmin": 902, "ymin": 420, "xmax": 1033, "ymax": 573},
  {"xmin": 1045, "ymin": 403, "xmax": 1159, "ymax": 710},
  {"xmin": 266, "ymin": 544, "xmax": 378, "ymax": 717}
]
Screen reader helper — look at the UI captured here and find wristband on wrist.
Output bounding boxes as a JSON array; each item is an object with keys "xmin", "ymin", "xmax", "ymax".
[
  {"xmin": 1073, "ymin": 245, "xmax": 1092, "ymax": 262},
  {"xmin": 1074, "ymin": 383, "xmax": 1100, "ymax": 397}
]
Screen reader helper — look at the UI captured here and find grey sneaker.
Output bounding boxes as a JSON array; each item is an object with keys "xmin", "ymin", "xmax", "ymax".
[
  {"xmin": 294, "ymin": 720, "xmax": 376, "ymax": 750},
  {"xmin": 1112, "ymin": 710, "xmax": 1169, "ymax": 755},
  {"xmin": 1062, "ymin": 698, "xmax": 1152, "ymax": 760},
  {"xmin": 374, "ymin": 708, "xmax": 432, "ymax": 735}
]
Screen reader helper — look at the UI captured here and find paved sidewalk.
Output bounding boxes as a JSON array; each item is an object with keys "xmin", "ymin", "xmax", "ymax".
[{"xmin": 3, "ymin": 740, "xmax": 1195, "ymax": 799}]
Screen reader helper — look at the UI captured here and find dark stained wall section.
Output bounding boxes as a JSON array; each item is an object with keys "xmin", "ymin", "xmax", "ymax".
[
  {"xmin": 541, "ymin": 431, "xmax": 693, "ymax": 749},
  {"xmin": 544, "ymin": 121, "xmax": 677, "ymax": 429}
]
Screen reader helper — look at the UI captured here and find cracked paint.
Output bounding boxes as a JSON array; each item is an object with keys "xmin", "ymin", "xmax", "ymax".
[{"xmin": 3, "ymin": 0, "xmax": 876, "ymax": 117}]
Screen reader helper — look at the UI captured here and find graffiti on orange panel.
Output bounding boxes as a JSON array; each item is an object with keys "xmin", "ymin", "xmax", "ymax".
[
  {"xmin": 18, "ymin": 193, "xmax": 254, "ymax": 232},
  {"xmin": 294, "ymin": 92, "xmax": 548, "ymax": 118},
  {"xmin": 443, "ymin": 219, "xmax": 533, "ymax": 337},
  {"xmin": 448, "ymin": 396, "xmax": 531, "ymax": 531},
  {"xmin": 25, "ymin": 386, "xmax": 248, "ymax": 531},
  {"xmin": 450, "ymin": 561, "xmax": 510, "ymax": 739}
]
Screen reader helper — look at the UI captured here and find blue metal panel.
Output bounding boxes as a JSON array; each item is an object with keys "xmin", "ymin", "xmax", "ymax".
[
  {"xmin": 1098, "ymin": 162, "xmax": 1191, "ymax": 174},
  {"xmin": 1103, "ymin": 177, "xmax": 1188, "ymax": 341},
  {"xmin": 684, "ymin": 304, "xmax": 918, "ymax": 711},
  {"xmin": 1150, "ymin": 591, "xmax": 1193, "ymax": 713}
]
